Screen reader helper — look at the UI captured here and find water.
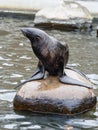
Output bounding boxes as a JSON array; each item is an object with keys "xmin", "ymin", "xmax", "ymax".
[{"xmin": 0, "ymin": 16, "xmax": 98, "ymax": 130}]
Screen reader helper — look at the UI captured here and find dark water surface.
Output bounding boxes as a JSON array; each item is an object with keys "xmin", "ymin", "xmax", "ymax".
[{"xmin": 0, "ymin": 17, "xmax": 98, "ymax": 130}]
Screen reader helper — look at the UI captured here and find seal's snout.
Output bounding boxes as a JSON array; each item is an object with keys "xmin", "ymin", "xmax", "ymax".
[
  {"xmin": 21, "ymin": 28, "xmax": 43, "ymax": 37},
  {"xmin": 21, "ymin": 28, "xmax": 41, "ymax": 41},
  {"xmin": 21, "ymin": 28, "xmax": 34, "ymax": 38},
  {"xmin": 21, "ymin": 28, "xmax": 36, "ymax": 38},
  {"xmin": 21, "ymin": 28, "xmax": 28, "ymax": 36}
]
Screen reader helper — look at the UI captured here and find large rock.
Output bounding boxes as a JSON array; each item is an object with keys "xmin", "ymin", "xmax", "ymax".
[
  {"xmin": 77, "ymin": 1, "xmax": 98, "ymax": 15},
  {"xmin": 13, "ymin": 68, "xmax": 96, "ymax": 115},
  {"xmin": 34, "ymin": 1, "xmax": 92, "ymax": 31}
]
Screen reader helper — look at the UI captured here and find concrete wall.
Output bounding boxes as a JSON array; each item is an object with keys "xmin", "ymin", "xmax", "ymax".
[
  {"xmin": 0, "ymin": 0, "xmax": 98, "ymax": 15},
  {"xmin": 0, "ymin": 0, "xmax": 61, "ymax": 11}
]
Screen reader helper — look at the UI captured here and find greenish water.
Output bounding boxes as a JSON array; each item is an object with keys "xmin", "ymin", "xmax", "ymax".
[{"xmin": 0, "ymin": 16, "xmax": 98, "ymax": 130}]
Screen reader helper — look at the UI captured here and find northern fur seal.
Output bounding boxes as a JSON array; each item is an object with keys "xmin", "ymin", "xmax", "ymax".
[{"xmin": 16, "ymin": 28, "xmax": 92, "ymax": 89}]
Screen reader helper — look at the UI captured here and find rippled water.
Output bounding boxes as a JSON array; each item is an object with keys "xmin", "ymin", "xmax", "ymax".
[{"xmin": 0, "ymin": 16, "xmax": 98, "ymax": 130}]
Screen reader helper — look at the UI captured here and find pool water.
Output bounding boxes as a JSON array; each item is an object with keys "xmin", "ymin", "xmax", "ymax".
[{"xmin": 0, "ymin": 16, "xmax": 98, "ymax": 130}]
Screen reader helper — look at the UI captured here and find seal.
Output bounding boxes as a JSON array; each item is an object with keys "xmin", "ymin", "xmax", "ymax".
[{"xmin": 16, "ymin": 28, "xmax": 92, "ymax": 89}]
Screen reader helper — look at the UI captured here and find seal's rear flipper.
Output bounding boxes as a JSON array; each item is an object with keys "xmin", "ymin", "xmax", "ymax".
[
  {"xmin": 15, "ymin": 63, "xmax": 45, "ymax": 89},
  {"xmin": 59, "ymin": 74, "xmax": 92, "ymax": 89}
]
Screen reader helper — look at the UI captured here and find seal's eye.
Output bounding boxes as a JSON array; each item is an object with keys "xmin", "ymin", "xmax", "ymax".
[{"xmin": 36, "ymin": 36, "xmax": 41, "ymax": 41}]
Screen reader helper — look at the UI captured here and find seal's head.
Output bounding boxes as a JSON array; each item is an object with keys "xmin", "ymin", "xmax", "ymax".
[{"xmin": 21, "ymin": 28, "xmax": 48, "ymax": 44}]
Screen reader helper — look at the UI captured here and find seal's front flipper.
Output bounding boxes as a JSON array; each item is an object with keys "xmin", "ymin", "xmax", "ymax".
[
  {"xmin": 30, "ymin": 66, "xmax": 42, "ymax": 78},
  {"xmin": 15, "ymin": 62, "xmax": 45, "ymax": 89},
  {"xmin": 15, "ymin": 80, "xmax": 29, "ymax": 89},
  {"xmin": 30, "ymin": 65, "xmax": 45, "ymax": 80},
  {"xmin": 59, "ymin": 74, "xmax": 92, "ymax": 89}
]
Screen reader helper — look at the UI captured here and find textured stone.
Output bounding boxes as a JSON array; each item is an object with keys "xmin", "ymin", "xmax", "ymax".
[{"xmin": 13, "ymin": 68, "xmax": 96, "ymax": 115}]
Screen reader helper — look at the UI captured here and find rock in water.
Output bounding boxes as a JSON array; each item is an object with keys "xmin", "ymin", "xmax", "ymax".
[
  {"xmin": 34, "ymin": 1, "xmax": 92, "ymax": 31},
  {"xmin": 13, "ymin": 68, "xmax": 96, "ymax": 115}
]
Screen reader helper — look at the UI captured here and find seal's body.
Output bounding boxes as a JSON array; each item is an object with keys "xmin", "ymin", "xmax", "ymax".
[
  {"xmin": 30, "ymin": 29, "xmax": 69, "ymax": 76},
  {"xmin": 16, "ymin": 28, "xmax": 92, "ymax": 89}
]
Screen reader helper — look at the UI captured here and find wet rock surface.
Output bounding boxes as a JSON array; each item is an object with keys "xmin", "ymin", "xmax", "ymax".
[
  {"xmin": 13, "ymin": 69, "xmax": 96, "ymax": 115},
  {"xmin": 34, "ymin": 1, "xmax": 92, "ymax": 31}
]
